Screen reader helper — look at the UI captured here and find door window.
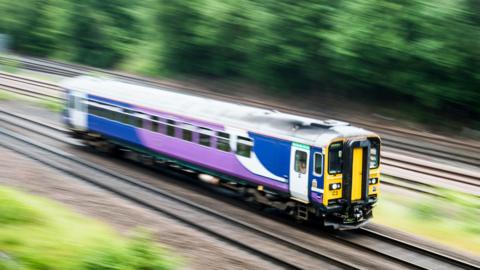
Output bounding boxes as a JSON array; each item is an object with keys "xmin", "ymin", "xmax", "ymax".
[
  {"xmin": 294, "ymin": 150, "xmax": 307, "ymax": 174},
  {"xmin": 313, "ymin": 153, "xmax": 323, "ymax": 176},
  {"xmin": 68, "ymin": 94, "xmax": 75, "ymax": 108}
]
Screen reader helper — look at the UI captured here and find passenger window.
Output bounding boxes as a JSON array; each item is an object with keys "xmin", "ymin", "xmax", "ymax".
[
  {"xmin": 236, "ymin": 136, "xmax": 252, "ymax": 158},
  {"xmin": 328, "ymin": 142, "xmax": 343, "ymax": 174},
  {"xmin": 133, "ymin": 114, "xmax": 143, "ymax": 128},
  {"xmin": 199, "ymin": 128, "xmax": 211, "ymax": 146},
  {"xmin": 217, "ymin": 132, "xmax": 230, "ymax": 152},
  {"xmin": 314, "ymin": 153, "xmax": 323, "ymax": 176},
  {"xmin": 97, "ymin": 107, "xmax": 106, "ymax": 118},
  {"xmin": 294, "ymin": 150, "xmax": 307, "ymax": 174},
  {"xmin": 151, "ymin": 116, "xmax": 159, "ymax": 132},
  {"xmin": 88, "ymin": 105, "xmax": 97, "ymax": 115},
  {"xmin": 112, "ymin": 110, "xmax": 123, "ymax": 122},
  {"xmin": 104, "ymin": 109, "xmax": 113, "ymax": 120},
  {"xmin": 143, "ymin": 119, "xmax": 151, "ymax": 129},
  {"xmin": 166, "ymin": 120, "xmax": 175, "ymax": 136},
  {"xmin": 182, "ymin": 128, "xmax": 193, "ymax": 141},
  {"xmin": 121, "ymin": 110, "xmax": 131, "ymax": 125}
]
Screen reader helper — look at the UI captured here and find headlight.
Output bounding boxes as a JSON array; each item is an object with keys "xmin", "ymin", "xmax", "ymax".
[
  {"xmin": 368, "ymin": 178, "xmax": 378, "ymax": 185},
  {"xmin": 329, "ymin": 183, "xmax": 342, "ymax": 190}
]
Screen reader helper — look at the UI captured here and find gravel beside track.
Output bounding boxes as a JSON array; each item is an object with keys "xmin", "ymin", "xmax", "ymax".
[
  {"xmin": 0, "ymin": 127, "xmax": 356, "ymax": 270},
  {"xmin": 1, "ymin": 103, "xmax": 479, "ymax": 269},
  {"xmin": 0, "ymin": 149, "xmax": 278, "ymax": 270}
]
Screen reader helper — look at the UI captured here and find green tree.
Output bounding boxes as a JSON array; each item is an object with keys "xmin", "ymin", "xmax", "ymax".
[
  {"xmin": 324, "ymin": 0, "xmax": 480, "ymax": 115},
  {"xmin": 52, "ymin": 0, "xmax": 137, "ymax": 68},
  {"xmin": 0, "ymin": 0, "xmax": 57, "ymax": 56}
]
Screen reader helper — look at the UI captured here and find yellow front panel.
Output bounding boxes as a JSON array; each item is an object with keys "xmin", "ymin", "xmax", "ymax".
[{"xmin": 351, "ymin": 147, "xmax": 363, "ymax": 201}]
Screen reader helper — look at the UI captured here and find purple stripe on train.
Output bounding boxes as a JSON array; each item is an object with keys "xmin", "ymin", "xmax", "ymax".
[
  {"xmin": 132, "ymin": 105, "xmax": 290, "ymax": 193},
  {"xmin": 87, "ymin": 95, "xmax": 290, "ymax": 192},
  {"xmin": 310, "ymin": 192, "xmax": 323, "ymax": 204}
]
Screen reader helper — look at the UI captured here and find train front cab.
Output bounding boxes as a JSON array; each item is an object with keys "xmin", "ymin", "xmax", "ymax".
[{"xmin": 322, "ymin": 137, "xmax": 380, "ymax": 229}]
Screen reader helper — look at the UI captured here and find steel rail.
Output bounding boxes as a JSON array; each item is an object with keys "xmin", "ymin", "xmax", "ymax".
[
  {"xmin": 2, "ymin": 115, "xmax": 478, "ymax": 269},
  {"xmin": 357, "ymin": 228, "xmax": 479, "ymax": 270},
  {"xmin": 0, "ymin": 71, "xmax": 61, "ymax": 90},
  {"xmin": 0, "ymin": 125, "xmax": 358, "ymax": 270}
]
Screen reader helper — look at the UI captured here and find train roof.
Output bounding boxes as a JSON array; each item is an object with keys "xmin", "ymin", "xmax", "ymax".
[{"xmin": 61, "ymin": 76, "xmax": 377, "ymax": 147}]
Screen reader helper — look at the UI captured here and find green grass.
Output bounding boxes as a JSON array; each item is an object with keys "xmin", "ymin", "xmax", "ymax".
[
  {"xmin": 0, "ymin": 89, "xmax": 63, "ymax": 113},
  {"xmin": 0, "ymin": 64, "xmax": 19, "ymax": 74},
  {"xmin": 0, "ymin": 186, "xmax": 181, "ymax": 270},
  {"xmin": 0, "ymin": 54, "xmax": 20, "ymax": 74},
  {"xmin": 0, "ymin": 89, "xmax": 16, "ymax": 101},
  {"xmin": 38, "ymin": 98, "xmax": 63, "ymax": 113},
  {"xmin": 374, "ymin": 188, "xmax": 480, "ymax": 256}
]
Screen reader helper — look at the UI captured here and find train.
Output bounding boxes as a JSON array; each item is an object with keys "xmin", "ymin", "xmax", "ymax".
[{"xmin": 61, "ymin": 76, "xmax": 381, "ymax": 229}]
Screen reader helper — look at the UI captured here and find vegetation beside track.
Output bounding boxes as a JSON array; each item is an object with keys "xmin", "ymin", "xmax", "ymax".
[
  {"xmin": 0, "ymin": 89, "xmax": 62, "ymax": 113},
  {"xmin": 0, "ymin": 0, "xmax": 478, "ymax": 128},
  {"xmin": 0, "ymin": 89, "xmax": 15, "ymax": 101},
  {"xmin": 375, "ymin": 189, "xmax": 480, "ymax": 255},
  {"xmin": 38, "ymin": 98, "xmax": 63, "ymax": 113},
  {"xmin": 0, "ymin": 185, "xmax": 180, "ymax": 270}
]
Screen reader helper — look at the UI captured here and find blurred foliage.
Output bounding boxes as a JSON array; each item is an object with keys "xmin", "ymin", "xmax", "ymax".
[
  {"xmin": 0, "ymin": 90, "xmax": 16, "ymax": 101},
  {"xmin": 0, "ymin": 186, "xmax": 180, "ymax": 270},
  {"xmin": 0, "ymin": 0, "xmax": 479, "ymax": 121},
  {"xmin": 376, "ymin": 187, "xmax": 480, "ymax": 254},
  {"xmin": 39, "ymin": 98, "xmax": 63, "ymax": 113}
]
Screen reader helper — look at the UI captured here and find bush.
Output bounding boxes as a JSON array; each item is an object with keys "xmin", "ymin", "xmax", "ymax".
[
  {"xmin": 0, "ymin": 186, "xmax": 180, "ymax": 270},
  {"xmin": 1, "ymin": 0, "xmax": 479, "ymax": 124}
]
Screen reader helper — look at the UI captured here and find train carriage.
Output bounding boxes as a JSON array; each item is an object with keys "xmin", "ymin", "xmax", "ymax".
[{"xmin": 61, "ymin": 76, "xmax": 381, "ymax": 229}]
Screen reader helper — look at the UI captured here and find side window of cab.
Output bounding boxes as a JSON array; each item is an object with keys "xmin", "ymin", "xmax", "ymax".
[{"xmin": 313, "ymin": 153, "xmax": 323, "ymax": 176}]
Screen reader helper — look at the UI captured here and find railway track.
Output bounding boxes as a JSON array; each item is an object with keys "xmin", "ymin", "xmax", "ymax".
[
  {"xmin": 331, "ymin": 228, "xmax": 479, "ymax": 270},
  {"xmin": 0, "ymin": 75, "xmax": 478, "ymax": 197},
  {"xmin": 0, "ymin": 126, "xmax": 354, "ymax": 270},
  {"xmin": 0, "ymin": 71, "xmax": 63, "ymax": 100},
  {"xmin": 1, "ymin": 112, "xmax": 478, "ymax": 269},
  {"xmin": 2, "ymin": 54, "xmax": 480, "ymax": 166}
]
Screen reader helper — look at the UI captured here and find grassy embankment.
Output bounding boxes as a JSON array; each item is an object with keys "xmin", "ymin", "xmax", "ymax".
[
  {"xmin": 375, "ymin": 185, "xmax": 480, "ymax": 256},
  {"xmin": 0, "ymin": 186, "xmax": 180, "ymax": 270},
  {"xmin": 0, "ymin": 89, "xmax": 62, "ymax": 113}
]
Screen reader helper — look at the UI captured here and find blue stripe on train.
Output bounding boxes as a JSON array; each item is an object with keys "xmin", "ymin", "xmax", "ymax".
[
  {"xmin": 249, "ymin": 133, "xmax": 290, "ymax": 180},
  {"xmin": 87, "ymin": 94, "xmax": 142, "ymax": 145}
]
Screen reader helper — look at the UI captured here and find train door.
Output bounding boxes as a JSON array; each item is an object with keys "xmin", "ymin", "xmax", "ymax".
[
  {"xmin": 289, "ymin": 143, "xmax": 310, "ymax": 202},
  {"xmin": 343, "ymin": 140, "xmax": 370, "ymax": 203},
  {"xmin": 69, "ymin": 91, "xmax": 87, "ymax": 131},
  {"xmin": 351, "ymin": 147, "xmax": 364, "ymax": 201}
]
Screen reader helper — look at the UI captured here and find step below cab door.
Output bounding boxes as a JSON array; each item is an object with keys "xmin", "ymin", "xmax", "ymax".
[{"xmin": 289, "ymin": 142, "xmax": 310, "ymax": 202}]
